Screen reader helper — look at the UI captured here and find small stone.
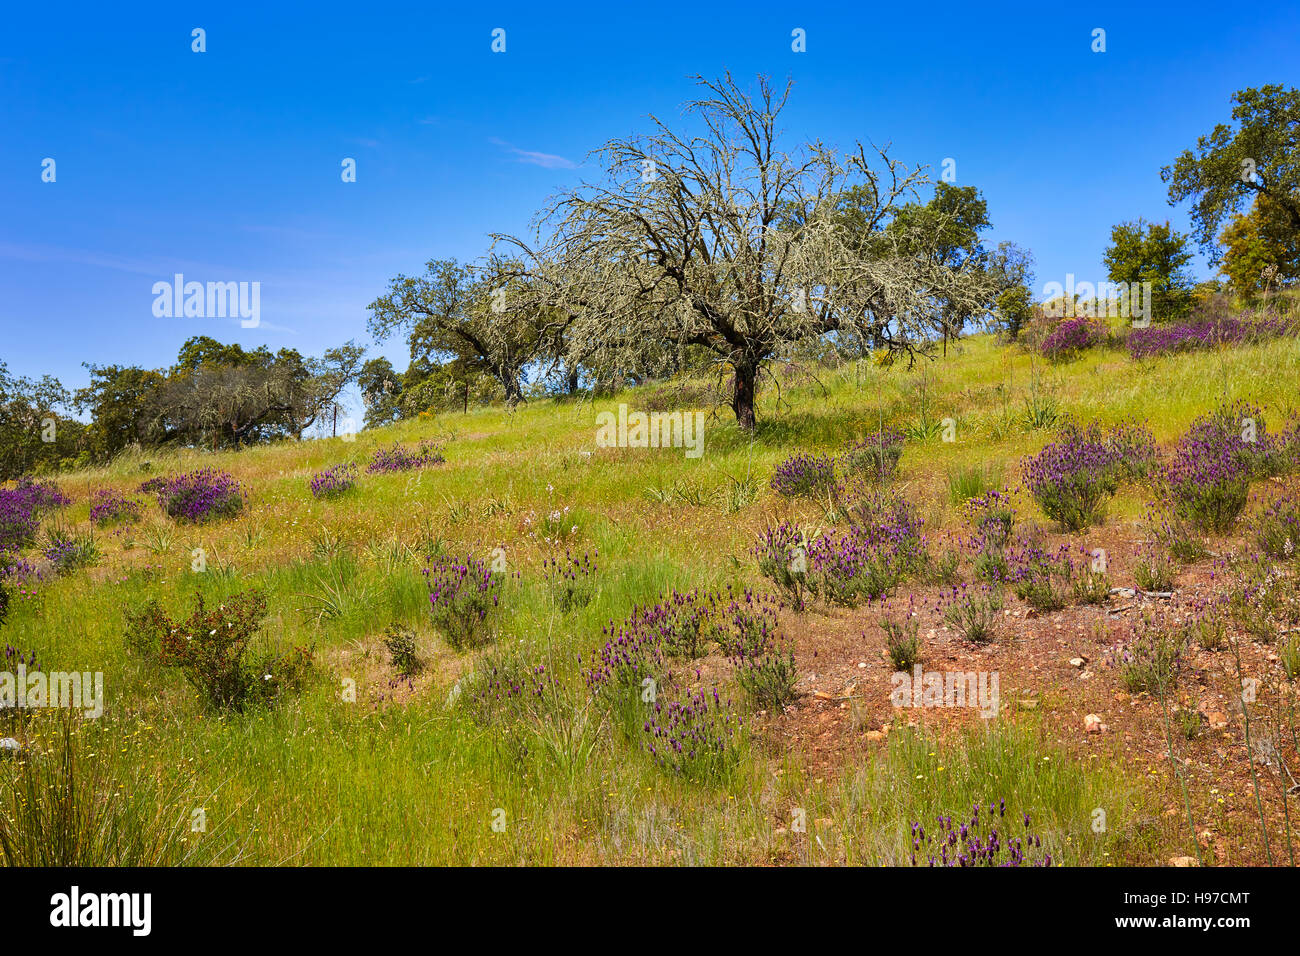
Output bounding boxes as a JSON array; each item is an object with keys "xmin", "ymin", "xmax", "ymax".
[
  {"xmin": 1084, "ymin": 713, "xmax": 1105, "ymax": 734},
  {"xmin": 1209, "ymin": 712, "xmax": 1228, "ymax": 729},
  {"xmin": 1169, "ymin": 856, "xmax": 1199, "ymax": 867},
  {"xmin": 1018, "ymin": 698, "xmax": 1039, "ymax": 710},
  {"xmin": 1069, "ymin": 657, "xmax": 1086, "ymax": 668},
  {"xmin": 864, "ymin": 731, "xmax": 885, "ymax": 742}
]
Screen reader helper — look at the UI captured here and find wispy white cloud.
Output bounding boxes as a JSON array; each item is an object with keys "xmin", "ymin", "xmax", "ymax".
[{"xmin": 490, "ymin": 137, "xmax": 577, "ymax": 170}]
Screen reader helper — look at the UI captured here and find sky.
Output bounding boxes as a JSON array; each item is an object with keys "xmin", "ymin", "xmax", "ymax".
[{"xmin": 2, "ymin": 1, "xmax": 1298, "ymax": 409}]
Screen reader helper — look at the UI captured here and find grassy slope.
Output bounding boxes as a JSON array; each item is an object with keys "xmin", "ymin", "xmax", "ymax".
[{"xmin": 4, "ymin": 331, "xmax": 1299, "ymax": 865}]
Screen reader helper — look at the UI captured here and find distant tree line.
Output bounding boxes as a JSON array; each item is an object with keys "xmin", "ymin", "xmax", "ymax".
[{"xmin": 0, "ymin": 337, "xmax": 362, "ymax": 480}]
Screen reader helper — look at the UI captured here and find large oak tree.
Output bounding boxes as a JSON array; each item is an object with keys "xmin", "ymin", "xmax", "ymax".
[{"xmin": 500, "ymin": 73, "xmax": 994, "ymax": 428}]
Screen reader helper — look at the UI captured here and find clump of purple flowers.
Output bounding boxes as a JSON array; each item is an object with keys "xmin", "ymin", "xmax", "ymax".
[
  {"xmin": 1159, "ymin": 401, "xmax": 1266, "ymax": 534},
  {"xmin": 89, "ymin": 488, "xmax": 142, "ymax": 526},
  {"xmin": 963, "ymin": 491, "xmax": 1016, "ymax": 581},
  {"xmin": 754, "ymin": 521, "xmax": 812, "ymax": 610},
  {"xmin": 1248, "ymin": 493, "xmax": 1300, "ymax": 560},
  {"xmin": 1040, "ymin": 317, "xmax": 1105, "ymax": 361},
  {"xmin": 780, "ymin": 487, "xmax": 929, "ymax": 607},
  {"xmin": 909, "ymin": 802, "xmax": 1051, "ymax": 866},
  {"xmin": 770, "ymin": 452, "xmax": 836, "ymax": 498},
  {"xmin": 41, "ymin": 529, "xmax": 98, "ymax": 575},
  {"xmin": 643, "ymin": 685, "xmax": 741, "ymax": 777},
  {"xmin": 1021, "ymin": 422, "xmax": 1125, "ymax": 531},
  {"xmin": 142, "ymin": 469, "xmax": 245, "ymax": 523},
  {"xmin": 1128, "ymin": 307, "xmax": 1293, "ymax": 360},
  {"xmin": 366, "ymin": 441, "xmax": 444, "ymax": 474},
  {"xmin": 0, "ymin": 477, "xmax": 70, "ymax": 551},
  {"xmin": 423, "ymin": 554, "xmax": 504, "ymax": 649},
  {"xmin": 542, "ymin": 548, "xmax": 598, "ymax": 610},
  {"xmin": 310, "ymin": 462, "xmax": 357, "ymax": 500}
]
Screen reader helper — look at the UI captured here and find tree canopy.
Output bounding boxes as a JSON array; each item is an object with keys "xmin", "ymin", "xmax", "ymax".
[{"xmin": 1163, "ymin": 85, "xmax": 1300, "ymax": 262}]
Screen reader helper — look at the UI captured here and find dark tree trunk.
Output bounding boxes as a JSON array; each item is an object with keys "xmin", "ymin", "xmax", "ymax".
[
  {"xmin": 732, "ymin": 360, "xmax": 757, "ymax": 430},
  {"xmin": 502, "ymin": 375, "xmax": 525, "ymax": 407},
  {"xmin": 566, "ymin": 367, "xmax": 580, "ymax": 394}
]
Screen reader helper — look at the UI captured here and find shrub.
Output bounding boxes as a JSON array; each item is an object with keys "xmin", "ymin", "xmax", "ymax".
[
  {"xmin": 882, "ymin": 610, "xmax": 922, "ymax": 671},
  {"xmin": 1145, "ymin": 506, "xmax": 1207, "ymax": 564},
  {"xmin": 643, "ymin": 685, "xmax": 741, "ymax": 778},
  {"xmin": 843, "ymin": 429, "xmax": 904, "ymax": 482},
  {"xmin": 1128, "ymin": 307, "xmax": 1293, "ymax": 360},
  {"xmin": 964, "ymin": 491, "xmax": 1016, "ymax": 582},
  {"xmin": 1159, "ymin": 403, "xmax": 1262, "ymax": 534},
  {"xmin": 41, "ymin": 528, "xmax": 98, "ymax": 575},
  {"xmin": 0, "ymin": 478, "xmax": 69, "ymax": 552},
  {"xmin": 424, "ymin": 555, "xmax": 504, "ymax": 650},
  {"xmin": 366, "ymin": 441, "xmax": 444, "ymax": 475},
  {"xmin": 1040, "ymin": 317, "xmax": 1105, "ymax": 361},
  {"xmin": 940, "ymin": 584, "xmax": 1003, "ymax": 644},
  {"xmin": 309, "ymin": 462, "xmax": 358, "ymax": 499},
  {"xmin": 1103, "ymin": 419, "xmax": 1159, "ymax": 480},
  {"xmin": 770, "ymin": 452, "xmax": 835, "ymax": 498},
  {"xmin": 733, "ymin": 644, "xmax": 798, "ymax": 710},
  {"xmin": 718, "ymin": 595, "xmax": 797, "ymax": 709},
  {"xmin": 1133, "ymin": 544, "xmax": 1177, "ymax": 592},
  {"xmin": 1021, "ymin": 423, "xmax": 1122, "ymax": 531},
  {"xmin": 127, "ymin": 590, "xmax": 312, "ymax": 711},
  {"xmin": 1228, "ymin": 558, "xmax": 1299, "ymax": 643},
  {"xmin": 1118, "ymin": 627, "xmax": 1186, "ymax": 695},
  {"xmin": 541, "ymin": 549, "xmax": 598, "ymax": 611},
  {"xmin": 1005, "ymin": 540, "xmax": 1075, "ymax": 612},
  {"xmin": 909, "ymin": 803, "xmax": 1051, "ymax": 867},
  {"xmin": 1072, "ymin": 564, "xmax": 1111, "ymax": 606},
  {"xmin": 144, "ymin": 469, "xmax": 245, "ymax": 523},
  {"xmin": 754, "ymin": 521, "xmax": 812, "ymax": 611},
  {"xmin": 88, "ymin": 489, "xmax": 141, "ymax": 526},
  {"xmin": 1247, "ymin": 493, "xmax": 1300, "ymax": 560},
  {"xmin": 382, "ymin": 624, "xmax": 422, "ymax": 676}
]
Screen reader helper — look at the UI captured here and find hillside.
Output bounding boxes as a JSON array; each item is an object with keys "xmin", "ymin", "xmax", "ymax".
[{"xmin": 3, "ymin": 331, "xmax": 1299, "ymax": 866}]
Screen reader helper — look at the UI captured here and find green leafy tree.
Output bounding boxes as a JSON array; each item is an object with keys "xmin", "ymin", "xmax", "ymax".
[
  {"xmin": 74, "ymin": 364, "xmax": 167, "ymax": 460},
  {"xmin": 1218, "ymin": 194, "xmax": 1300, "ymax": 296},
  {"xmin": 0, "ymin": 363, "xmax": 74, "ymax": 480},
  {"xmin": 368, "ymin": 257, "xmax": 565, "ymax": 407},
  {"xmin": 1102, "ymin": 219, "xmax": 1195, "ymax": 320},
  {"xmin": 1162, "ymin": 85, "xmax": 1300, "ymax": 261}
]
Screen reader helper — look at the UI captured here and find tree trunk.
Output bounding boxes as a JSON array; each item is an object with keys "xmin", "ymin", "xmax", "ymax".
[
  {"xmin": 566, "ymin": 367, "xmax": 580, "ymax": 394},
  {"xmin": 502, "ymin": 376, "xmax": 525, "ymax": 407},
  {"xmin": 732, "ymin": 360, "xmax": 757, "ymax": 430}
]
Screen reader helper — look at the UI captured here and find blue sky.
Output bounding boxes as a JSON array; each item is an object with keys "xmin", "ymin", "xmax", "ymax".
[{"xmin": 2, "ymin": 1, "xmax": 1298, "ymax": 403}]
